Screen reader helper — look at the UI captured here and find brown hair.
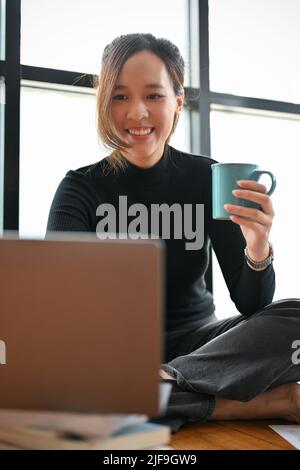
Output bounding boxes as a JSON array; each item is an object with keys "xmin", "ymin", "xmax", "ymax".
[{"xmin": 94, "ymin": 33, "xmax": 185, "ymax": 174}]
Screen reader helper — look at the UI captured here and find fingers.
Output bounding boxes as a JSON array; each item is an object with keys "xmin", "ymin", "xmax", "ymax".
[
  {"xmin": 223, "ymin": 179, "xmax": 275, "ymax": 226},
  {"xmin": 228, "ymin": 214, "xmax": 266, "ymax": 229},
  {"xmin": 237, "ymin": 180, "xmax": 267, "ymax": 193},
  {"xmin": 224, "ymin": 204, "xmax": 268, "ymax": 225},
  {"xmin": 232, "ymin": 179, "xmax": 275, "ymax": 217},
  {"xmin": 232, "ymin": 189, "xmax": 274, "ymax": 216}
]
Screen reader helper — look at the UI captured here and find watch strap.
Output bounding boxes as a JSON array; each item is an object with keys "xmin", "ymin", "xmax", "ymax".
[{"xmin": 244, "ymin": 242, "xmax": 274, "ymax": 271}]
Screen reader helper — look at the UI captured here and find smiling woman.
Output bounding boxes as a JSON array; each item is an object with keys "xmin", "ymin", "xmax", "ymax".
[
  {"xmin": 47, "ymin": 33, "xmax": 300, "ymax": 431},
  {"xmin": 95, "ymin": 34, "xmax": 184, "ymax": 171},
  {"xmin": 109, "ymin": 50, "xmax": 184, "ymax": 169}
]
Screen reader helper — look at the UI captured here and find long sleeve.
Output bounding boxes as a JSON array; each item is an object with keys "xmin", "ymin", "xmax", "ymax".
[
  {"xmin": 45, "ymin": 146, "xmax": 276, "ymax": 327},
  {"xmin": 46, "ymin": 171, "xmax": 98, "ymax": 232}
]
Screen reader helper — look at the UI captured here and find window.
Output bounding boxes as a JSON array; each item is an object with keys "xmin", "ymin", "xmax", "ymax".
[
  {"xmin": 19, "ymin": 84, "xmax": 99, "ymax": 238},
  {"xmin": 0, "ymin": 0, "xmax": 5, "ymax": 60},
  {"xmin": 21, "ymin": 0, "xmax": 190, "ymax": 83},
  {"xmin": 208, "ymin": 0, "xmax": 300, "ymax": 317},
  {"xmin": 209, "ymin": 0, "xmax": 300, "ymax": 103},
  {"xmin": 211, "ymin": 107, "xmax": 300, "ymax": 317},
  {"xmin": 0, "ymin": 77, "xmax": 4, "ymax": 233}
]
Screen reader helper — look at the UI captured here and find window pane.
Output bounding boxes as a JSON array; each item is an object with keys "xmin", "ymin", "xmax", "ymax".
[
  {"xmin": 210, "ymin": 107, "xmax": 300, "ymax": 318},
  {"xmin": 169, "ymin": 107, "xmax": 190, "ymax": 154},
  {"xmin": 189, "ymin": 0, "xmax": 200, "ymax": 88},
  {"xmin": 0, "ymin": 0, "xmax": 5, "ymax": 60},
  {"xmin": 21, "ymin": 0, "xmax": 190, "ymax": 84},
  {"xmin": 209, "ymin": 0, "xmax": 300, "ymax": 103},
  {"xmin": 19, "ymin": 84, "xmax": 190, "ymax": 239},
  {"xmin": 0, "ymin": 77, "xmax": 4, "ymax": 233},
  {"xmin": 19, "ymin": 84, "xmax": 100, "ymax": 239}
]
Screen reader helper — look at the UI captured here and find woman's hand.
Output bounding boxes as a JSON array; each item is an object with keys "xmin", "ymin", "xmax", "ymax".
[{"xmin": 224, "ymin": 180, "xmax": 275, "ymax": 261}]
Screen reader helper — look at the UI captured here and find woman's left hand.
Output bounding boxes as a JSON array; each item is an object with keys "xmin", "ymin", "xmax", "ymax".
[{"xmin": 224, "ymin": 179, "xmax": 275, "ymax": 261}]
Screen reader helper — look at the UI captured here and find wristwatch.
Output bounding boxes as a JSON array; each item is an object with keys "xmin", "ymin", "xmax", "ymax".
[{"xmin": 244, "ymin": 242, "xmax": 274, "ymax": 271}]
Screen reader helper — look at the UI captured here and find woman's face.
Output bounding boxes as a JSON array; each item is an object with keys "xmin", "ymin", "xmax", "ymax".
[{"xmin": 110, "ymin": 50, "xmax": 184, "ymax": 168}]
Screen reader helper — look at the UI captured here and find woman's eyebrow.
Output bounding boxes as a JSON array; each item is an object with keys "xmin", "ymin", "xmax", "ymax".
[{"xmin": 114, "ymin": 84, "xmax": 165, "ymax": 90}]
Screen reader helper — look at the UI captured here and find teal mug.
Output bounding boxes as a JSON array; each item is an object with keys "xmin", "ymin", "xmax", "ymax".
[{"xmin": 211, "ymin": 163, "xmax": 276, "ymax": 220}]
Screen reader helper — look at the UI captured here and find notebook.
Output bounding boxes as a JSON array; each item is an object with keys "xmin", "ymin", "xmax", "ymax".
[{"xmin": 0, "ymin": 422, "xmax": 171, "ymax": 450}]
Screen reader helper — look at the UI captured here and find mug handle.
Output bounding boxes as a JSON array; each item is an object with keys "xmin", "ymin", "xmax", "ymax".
[{"xmin": 251, "ymin": 170, "xmax": 276, "ymax": 196}]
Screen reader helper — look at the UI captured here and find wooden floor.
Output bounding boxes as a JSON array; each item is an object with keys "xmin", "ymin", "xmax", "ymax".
[
  {"xmin": 170, "ymin": 419, "xmax": 296, "ymax": 450},
  {"xmin": 0, "ymin": 420, "xmax": 296, "ymax": 450}
]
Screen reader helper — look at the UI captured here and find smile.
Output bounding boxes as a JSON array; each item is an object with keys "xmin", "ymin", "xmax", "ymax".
[{"xmin": 126, "ymin": 127, "xmax": 155, "ymax": 136}]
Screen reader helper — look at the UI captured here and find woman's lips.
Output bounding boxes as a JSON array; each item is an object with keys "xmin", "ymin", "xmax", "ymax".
[{"xmin": 125, "ymin": 128, "xmax": 155, "ymax": 140}]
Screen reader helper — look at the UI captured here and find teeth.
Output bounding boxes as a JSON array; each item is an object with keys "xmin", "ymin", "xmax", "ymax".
[{"xmin": 128, "ymin": 128, "xmax": 153, "ymax": 136}]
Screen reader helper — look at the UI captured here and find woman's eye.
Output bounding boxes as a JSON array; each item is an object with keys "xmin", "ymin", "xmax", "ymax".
[
  {"xmin": 112, "ymin": 95, "xmax": 127, "ymax": 101},
  {"xmin": 112, "ymin": 94, "xmax": 164, "ymax": 101},
  {"xmin": 148, "ymin": 94, "xmax": 163, "ymax": 99}
]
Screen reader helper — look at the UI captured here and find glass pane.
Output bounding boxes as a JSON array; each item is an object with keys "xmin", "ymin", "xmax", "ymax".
[
  {"xmin": 189, "ymin": 0, "xmax": 200, "ymax": 88},
  {"xmin": 0, "ymin": 0, "xmax": 5, "ymax": 60},
  {"xmin": 169, "ymin": 107, "xmax": 190, "ymax": 154},
  {"xmin": 0, "ymin": 77, "xmax": 4, "ymax": 233},
  {"xmin": 21, "ymin": 0, "xmax": 190, "ymax": 85},
  {"xmin": 19, "ymin": 84, "xmax": 100, "ymax": 239},
  {"xmin": 210, "ymin": 107, "xmax": 300, "ymax": 318},
  {"xmin": 209, "ymin": 0, "xmax": 300, "ymax": 103},
  {"xmin": 19, "ymin": 84, "xmax": 190, "ymax": 239}
]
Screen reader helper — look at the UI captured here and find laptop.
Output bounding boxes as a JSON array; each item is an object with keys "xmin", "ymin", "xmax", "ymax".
[{"xmin": 0, "ymin": 233, "xmax": 165, "ymax": 416}]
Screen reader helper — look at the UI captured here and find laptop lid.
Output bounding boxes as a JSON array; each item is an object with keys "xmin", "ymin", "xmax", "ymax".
[{"xmin": 0, "ymin": 234, "xmax": 164, "ymax": 415}]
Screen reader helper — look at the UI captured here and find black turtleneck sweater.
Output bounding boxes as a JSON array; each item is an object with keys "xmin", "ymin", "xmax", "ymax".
[{"xmin": 47, "ymin": 144, "xmax": 275, "ymax": 330}]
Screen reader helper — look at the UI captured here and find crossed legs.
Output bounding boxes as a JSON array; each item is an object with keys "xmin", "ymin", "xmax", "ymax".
[{"xmin": 160, "ymin": 301, "xmax": 300, "ymax": 423}]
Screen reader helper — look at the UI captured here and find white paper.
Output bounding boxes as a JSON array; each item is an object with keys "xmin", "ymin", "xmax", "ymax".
[{"xmin": 269, "ymin": 425, "xmax": 300, "ymax": 450}]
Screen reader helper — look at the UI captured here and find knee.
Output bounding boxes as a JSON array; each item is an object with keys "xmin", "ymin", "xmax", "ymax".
[
  {"xmin": 253, "ymin": 299, "xmax": 300, "ymax": 321},
  {"xmin": 262, "ymin": 299, "xmax": 300, "ymax": 312}
]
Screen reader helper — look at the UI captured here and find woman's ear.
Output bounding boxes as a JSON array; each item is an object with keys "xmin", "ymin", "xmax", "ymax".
[{"xmin": 176, "ymin": 88, "xmax": 185, "ymax": 113}]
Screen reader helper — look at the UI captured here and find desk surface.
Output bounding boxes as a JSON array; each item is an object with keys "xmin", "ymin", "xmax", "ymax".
[{"xmin": 170, "ymin": 419, "xmax": 296, "ymax": 450}]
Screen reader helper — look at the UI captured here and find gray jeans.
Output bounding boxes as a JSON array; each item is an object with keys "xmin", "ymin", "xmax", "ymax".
[{"xmin": 158, "ymin": 299, "xmax": 300, "ymax": 428}]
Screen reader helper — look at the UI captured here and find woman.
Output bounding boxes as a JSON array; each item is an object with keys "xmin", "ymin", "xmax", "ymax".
[{"xmin": 47, "ymin": 33, "xmax": 300, "ymax": 428}]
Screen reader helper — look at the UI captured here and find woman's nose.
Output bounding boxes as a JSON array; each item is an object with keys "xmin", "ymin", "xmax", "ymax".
[{"xmin": 126, "ymin": 101, "xmax": 149, "ymax": 121}]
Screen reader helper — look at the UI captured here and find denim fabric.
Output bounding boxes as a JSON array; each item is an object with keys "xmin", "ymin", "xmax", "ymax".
[{"xmin": 158, "ymin": 299, "xmax": 300, "ymax": 429}]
